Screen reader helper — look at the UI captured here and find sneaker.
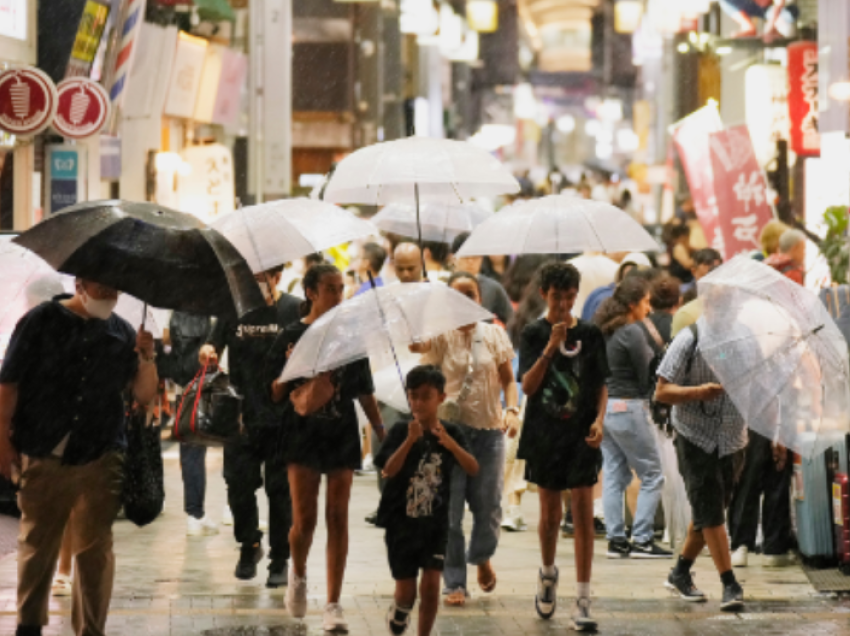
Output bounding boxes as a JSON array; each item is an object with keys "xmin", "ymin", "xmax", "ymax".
[
  {"xmin": 571, "ymin": 597, "xmax": 598, "ymax": 632},
  {"xmin": 606, "ymin": 539, "xmax": 631, "ymax": 559},
  {"xmin": 187, "ymin": 515, "xmax": 219, "ymax": 537},
  {"xmin": 365, "ymin": 510, "xmax": 379, "ymax": 526},
  {"xmin": 222, "ymin": 505, "xmax": 234, "ymax": 527},
  {"xmin": 259, "ymin": 519, "xmax": 269, "ymax": 532},
  {"xmin": 51, "ymin": 573, "xmax": 72, "ymax": 597},
  {"xmin": 720, "ymin": 582, "xmax": 744, "ymax": 611},
  {"xmin": 630, "ymin": 540, "xmax": 673, "ymax": 559},
  {"xmin": 731, "ymin": 546, "xmax": 748, "ymax": 568},
  {"xmin": 501, "ymin": 505, "xmax": 527, "ymax": 532},
  {"xmin": 234, "ymin": 542, "xmax": 264, "ymax": 580},
  {"xmin": 266, "ymin": 560, "xmax": 288, "ymax": 589},
  {"xmin": 664, "ymin": 569, "xmax": 707, "ymax": 602},
  {"xmin": 593, "ymin": 518, "xmax": 607, "ymax": 537},
  {"xmin": 322, "ymin": 602, "xmax": 348, "ymax": 632},
  {"xmin": 286, "ymin": 566, "xmax": 308, "ymax": 618},
  {"xmin": 535, "ymin": 567, "xmax": 559, "ymax": 619},
  {"xmin": 386, "ymin": 602, "xmax": 412, "ymax": 635},
  {"xmin": 763, "ymin": 552, "xmax": 794, "ymax": 568}
]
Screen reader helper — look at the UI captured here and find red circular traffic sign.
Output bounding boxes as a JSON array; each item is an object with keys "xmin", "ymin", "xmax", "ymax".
[
  {"xmin": 0, "ymin": 67, "xmax": 58, "ymax": 136},
  {"xmin": 53, "ymin": 78, "xmax": 111, "ymax": 139}
]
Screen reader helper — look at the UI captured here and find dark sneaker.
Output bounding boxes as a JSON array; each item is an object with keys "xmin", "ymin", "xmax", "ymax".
[
  {"xmin": 664, "ymin": 569, "xmax": 707, "ymax": 602},
  {"xmin": 593, "ymin": 518, "xmax": 607, "ymax": 537},
  {"xmin": 235, "ymin": 542, "xmax": 264, "ymax": 580},
  {"xmin": 630, "ymin": 540, "xmax": 674, "ymax": 559},
  {"xmin": 535, "ymin": 567, "xmax": 559, "ymax": 619},
  {"xmin": 266, "ymin": 560, "xmax": 288, "ymax": 588},
  {"xmin": 386, "ymin": 601, "xmax": 412, "ymax": 635},
  {"xmin": 16, "ymin": 626, "xmax": 43, "ymax": 636},
  {"xmin": 365, "ymin": 510, "xmax": 378, "ymax": 526},
  {"xmin": 561, "ymin": 520, "xmax": 575, "ymax": 537},
  {"xmin": 720, "ymin": 582, "xmax": 744, "ymax": 612},
  {"xmin": 571, "ymin": 597, "xmax": 598, "ymax": 632},
  {"xmin": 606, "ymin": 539, "xmax": 631, "ymax": 559}
]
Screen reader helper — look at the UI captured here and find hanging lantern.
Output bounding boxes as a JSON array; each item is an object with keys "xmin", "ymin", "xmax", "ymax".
[
  {"xmin": 615, "ymin": 0, "xmax": 643, "ymax": 34},
  {"xmin": 467, "ymin": 0, "xmax": 498, "ymax": 33}
]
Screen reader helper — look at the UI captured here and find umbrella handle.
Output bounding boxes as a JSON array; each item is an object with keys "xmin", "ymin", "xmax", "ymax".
[
  {"xmin": 415, "ymin": 183, "xmax": 428, "ymax": 282},
  {"xmin": 141, "ymin": 302, "xmax": 147, "ymax": 332}
]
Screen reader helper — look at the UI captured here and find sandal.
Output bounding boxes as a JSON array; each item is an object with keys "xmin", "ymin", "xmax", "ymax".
[
  {"xmin": 52, "ymin": 573, "xmax": 72, "ymax": 597},
  {"xmin": 444, "ymin": 588, "xmax": 467, "ymax": 607},
  {"xmin": 477, "ymin": 561, "xmax": 497, "ymax": 594}
]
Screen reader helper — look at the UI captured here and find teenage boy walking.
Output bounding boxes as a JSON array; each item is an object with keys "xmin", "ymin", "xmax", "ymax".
[
  {"xmin": 374, "ymin": 365, "xmax": 479, "ymax": 636},
  {"xmin": 517, "ymin": 262, "xmax": 609, "ymax": 631}
]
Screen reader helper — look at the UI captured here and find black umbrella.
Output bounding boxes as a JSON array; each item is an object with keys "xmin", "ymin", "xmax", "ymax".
[{"xmin": 13, "ymin": 200, "xmax": 265, "ymax": 318}]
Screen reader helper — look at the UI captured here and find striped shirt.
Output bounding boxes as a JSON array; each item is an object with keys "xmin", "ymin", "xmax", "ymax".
[{"xmin": 656, "ymin": 326, "xmax": 747, "ymax": 457}]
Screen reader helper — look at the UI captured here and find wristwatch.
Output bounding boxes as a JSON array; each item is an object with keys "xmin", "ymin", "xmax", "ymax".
[{"xmin": 505, "ymin": 406, "xmax": 520, "ymax": 415}]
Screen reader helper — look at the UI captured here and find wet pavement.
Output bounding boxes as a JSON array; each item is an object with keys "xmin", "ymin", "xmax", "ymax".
[{"xmin": 0, "ymin": 447, "xmax": 848, "ymax": 635}]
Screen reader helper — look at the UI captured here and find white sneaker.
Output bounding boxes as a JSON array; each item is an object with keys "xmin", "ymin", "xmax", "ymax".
[
  {"xmin": 501, "ymin": 505, "xmax": 527, "ymax": 532},
  {"xmin": 222, "ymin": 505, "xmax": 234, "ymax": 527},
  {"xmin": 763, "ymin": 552, "xmax": 795, "ymax": 568},
  {"xmin": 51, "ymin": 573, "xmax": 72, "ymax": 597},
  {"xmin": 571, "ymin": 597, "xmax": 598, "ymax": 632},
  {"xmin": 731, "ymin": 546, "xmax": 748, "ymax": 568},
  {"xmin": 259, "ymin": 519, "xmax": 269, "ymax": 532},
  {"xmin": 322, "ymin": 602, "xmax": 349, "ymax": 632},
  {"xmin": 362, "ymin": 453, "xmax": 375, "ymax": 472},
  {"xmin": 187, "ymin": 515, "xmax": 219, "ymax": 537},
  {"xmin": 286, "ymin": 566, "xmax": 308, "ymax": 618},
  {"xmin": 535, "ymin": 567, "xmax": 559, "ymax": 619}
]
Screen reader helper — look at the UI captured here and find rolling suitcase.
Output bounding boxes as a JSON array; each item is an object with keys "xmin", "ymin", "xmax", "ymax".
[
  {"xmin": 828, "ymin": 434, "xmax": 850, "ymax": 573},
  {"xmin": 794, "ymin": 434, "xmax": 836, "ymax": 566}
]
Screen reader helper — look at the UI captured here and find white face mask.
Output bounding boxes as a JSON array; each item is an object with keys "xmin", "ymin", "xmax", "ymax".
[{"xmin": 81, "ymin": 292, "xmax": 118, "ymax": 320}]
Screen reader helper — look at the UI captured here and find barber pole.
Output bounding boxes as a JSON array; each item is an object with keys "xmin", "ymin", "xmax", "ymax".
[{"xmin": 107, "ymin": 0, "xmax": 147, "ymax": 131}]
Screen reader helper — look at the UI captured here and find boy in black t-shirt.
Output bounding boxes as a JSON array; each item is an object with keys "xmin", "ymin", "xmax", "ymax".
[
  {"xmin": 517, "ymin": 261, "xmax": 610, "ymax": 632},
  {"xmin": 374, "ymin": 366, "xmax": 478, "ymax": 636}
]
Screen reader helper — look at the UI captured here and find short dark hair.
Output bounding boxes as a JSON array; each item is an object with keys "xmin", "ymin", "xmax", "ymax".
[
  {"xmin": 301, "ymin": 262, "xmax": 340, "ymax": 316},
  {"xmin": 264, "ymin": 265, "xmax": 285, "ymax": 277},
  {"xmin": 361, "ymin": 242, "xmax": 387, "ymax": 274},
  {"xmin": 650, "ymin": 275, "xmax": 681, "ymax": 311},
  {"xmin": 692, "ymin": 248, "xmax": 722, "ymax": 268},
  {"xmin": 446, "ymin": 271, "xmax": 480, "ymax": 295},
  {"xmin": 423, "ymin": 240, "xmax": 450, "ymax": 266},
  {"xmin": 406, "ymin": 364, "xmax": 446, "ymax": 393},
  {"xmin": 451, "ymin": 232, "xmax": 471, "ymax": 256},
  {"xmin": 539, "ymin": 261, "xmax": 581, "ymax": 293}
]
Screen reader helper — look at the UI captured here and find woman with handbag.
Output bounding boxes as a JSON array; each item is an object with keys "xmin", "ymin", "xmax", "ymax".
[
  {"xmin": 594, "ymin": 276, "xmax": 672, "ymax": 560},
  {"xmin": 267, "ymin": 263, "xmax": 385, "ymax": 633},
  {"xmin": 411, "ymin": 272, "xmax": 520, "ymax": 607}
]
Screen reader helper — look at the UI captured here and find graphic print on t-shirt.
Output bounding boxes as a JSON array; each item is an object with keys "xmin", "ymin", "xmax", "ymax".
[
  {"xmin": 406, "ymin": 452, "xmax": 443, "ymax": 518},
  {"xmin": 541, "ymin": 356, "xmax": 581, "ymax": 420}
]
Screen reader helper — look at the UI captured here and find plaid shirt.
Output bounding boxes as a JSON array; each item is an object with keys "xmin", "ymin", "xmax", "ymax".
[{"xmin": 656, "ymin": 326, "xmax": 747, "ymax": 457}]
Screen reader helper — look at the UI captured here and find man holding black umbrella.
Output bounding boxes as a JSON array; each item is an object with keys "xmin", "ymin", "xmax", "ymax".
[
  {"xmin": 0, "ymin": 278, "xmax": 158, "ymax": 636},
  {"xmin": 198, "ymin": 266, "xmax": 301, "ymax": 588}
]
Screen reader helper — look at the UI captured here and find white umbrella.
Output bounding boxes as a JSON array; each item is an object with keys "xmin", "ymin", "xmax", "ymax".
[
  {"xmin": 280, "ymin": 282, "xmax": 493, "ymax": 382},
  {"xmin": 456, "ymin": 195, "xmax": 659, "ymax": 257},
  {"xmin": 323, "ymin": 137, "xmax": 519, "ymax": 205},
  {"xmin": 372, "ymin": 202, "xmax": 492, "ymax": 244},
  {"xmin": 212, "ymin": 199, "xmax": 379, "ymax": 274}
]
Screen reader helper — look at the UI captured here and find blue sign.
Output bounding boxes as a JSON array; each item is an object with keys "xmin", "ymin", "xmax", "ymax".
[
  {"xmin": 51, "ymin": 150, "xmax": 79, "ymax": 181},
  {"xmin": 49, "ymin": 148, "xmax": 80, "ymax": 214}
]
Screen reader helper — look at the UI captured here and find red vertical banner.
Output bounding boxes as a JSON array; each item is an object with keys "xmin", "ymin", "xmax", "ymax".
[
  {"xmin": 787, "ymin": 41, "xmax": 820, "ymax": 156},
  {"xmin": 708, "ymin": 126, "xmax": 776, "ymax": 258},
  {"xmin": 672, "ymin": 104, "xmax": 724, "ymax": 255}
]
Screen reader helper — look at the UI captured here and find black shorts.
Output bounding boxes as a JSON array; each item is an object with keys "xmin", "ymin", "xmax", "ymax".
[
  {"xmin": 385, "ymin": 522, "xmax": 448, "ymax": 581},
  {"xmin": 523, "ymin": 437, "xmax": 602, "ymax": 491},
  {"xmin": 675, "ymin": 434, "xmax": 744, "ymax": 531}
]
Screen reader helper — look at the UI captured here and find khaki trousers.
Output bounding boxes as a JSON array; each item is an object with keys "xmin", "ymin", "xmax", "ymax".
[{"xmin": 17, "ymin": 453, "xmax": 122, "ymax": 636}]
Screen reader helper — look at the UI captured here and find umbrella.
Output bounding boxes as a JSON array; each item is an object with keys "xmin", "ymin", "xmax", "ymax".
[
  {"xmin": 323, "ymin": 137, "xmax": 519, "ymax": 274},
  {"xmin": 371, "ymin": 202, "xmax": 492, "ymax": 244},
  {"xmin": 12, "ymin": 200, "xmax": 264, "ymax": 319},
  {"xmin": 370, "ymin": 348, "xmax": 419, "ymax": 413},
  {"xmin": 455, "ymin": 195, "xmax": 659, "ymax": 257},
  {"xmin": 212, "ymin": 199, "xmax": 378, "ymax": 274},
  {"xmin": 697, "ymin": 256, "xmax": 850, "ymax": 458},
  {"xmin": 279, "ymin": 282, "xmax": 493, "ymax": 383}
]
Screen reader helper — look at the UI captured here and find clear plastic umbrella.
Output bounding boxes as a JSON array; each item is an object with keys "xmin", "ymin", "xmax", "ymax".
[
  {"xmin": 279, "ymin": 282, "xmax": 493, "ymax": 383},
  {"xmin": 455, "ymin": 195, "xmax": 659, "ymax": 256},
  {"xmin": 697, "ymin": 256, "xmax": 850, "ymax": 458},
  {"xmin": 212, "ymin": 199, "xmax": 379, "ymax": 274},
  {"xmin": 372, "ymin": 202, "xmax": 492, "ymax": 244}
]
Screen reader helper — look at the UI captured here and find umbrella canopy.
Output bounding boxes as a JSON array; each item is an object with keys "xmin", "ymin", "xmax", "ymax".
[
  {"xmin": 697, "ymin": 256, "xmax": 850, "ymax": 458},
  {"xmin": 372, "ymin": 202, "xmax": 492, "ymax": 244},
  {"xmin": 212, "ymin": 199, "xmax": 378, "ymax": 274},
  {"xmin": 455, "ymin": 195, "xmax": 659, "ymax": 257},
  {"xmin": 13, "ymin": 200, "xmax": 264, "ymax": 319},
  {"xmin": 323, "ymin": 137, "xmax": 519, "ymax": 205},
  {"xmin": 280, "ymin": 282, "xmax": 493, "ymax": 382}
]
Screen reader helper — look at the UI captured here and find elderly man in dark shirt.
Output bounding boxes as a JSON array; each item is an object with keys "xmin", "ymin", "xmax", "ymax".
[{"xmin": 0, "ymin": 278, "xmax": 158, "ymax": 636}]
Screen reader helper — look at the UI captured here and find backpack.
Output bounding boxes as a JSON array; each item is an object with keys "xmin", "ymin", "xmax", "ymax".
[{"xmin": 638, "ymin": 320, "xmax": 699, "ymax": 437}]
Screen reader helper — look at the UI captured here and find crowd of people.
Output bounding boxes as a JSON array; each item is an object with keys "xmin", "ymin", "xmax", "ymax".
[{"xmin": 0, "ymin": 192, "xmax": 813, "ymax": 636}]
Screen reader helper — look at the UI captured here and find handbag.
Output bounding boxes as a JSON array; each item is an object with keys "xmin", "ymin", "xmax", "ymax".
[
  {"xmin": 122, "ymin": 402, "xmax": 165, "ymax": 527},
  {"xmin": 173, "ymin": 364, "xmax": 243, "ymax": 446},
  {"xmin": 290, "ymin": 371, "xmax": 336, "ymax": 417},
  {"xmin": 437, "ymin": 324, "xmax": 484, "ymax": 424}
]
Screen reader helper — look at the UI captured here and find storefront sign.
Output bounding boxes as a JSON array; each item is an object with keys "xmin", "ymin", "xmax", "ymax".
[
  {"xmin": 0, "ymin": 67, "xmax": 58, "ymax": 136},
  {"xmin": 708, "ymin": 126, "xmax": 774, "ymax": 258},
  {"xmin": 212, "ymin": 48, "xmax": 247, "ymax": 127},
  {"xmin": 53, "ymin": 78, "xmax": 110, "ymax": 139},
  {"xmin": 745, "ymin": 64, "xmax": 789, "ymax": 167},
  {"xmin": 0, "ymin": 0, "xmax": 27, "ymax": 40},
  {"xmin": 164, "ymin": 32, "xmax": 208, "ymax": 119},
  {"xmin": 672, "ymin": 103, "xmax": 723, "ymax": 254},
  {"xmin": 46, "ymin": 145, "xmax": 86, "ymax": 215},
  {"xmin": 179, "ymin": 144, "xmax": 235, "ymax": 222},
  {"xmin": 788, "ymin": 41, "xmax": 820, "ymax": 157},
  {"xmin": 66, "ymin": 0, "xmax": 111, "ymax": 77}
]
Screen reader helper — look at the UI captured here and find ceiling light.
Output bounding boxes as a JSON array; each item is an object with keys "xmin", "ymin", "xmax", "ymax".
[
  {"xmin": 614, "ymin": 0, "xmax": 643, "ymax": 34},
  {"xmin": 467, "ymin": 0, "xmax": 498, "ymax": 33}
]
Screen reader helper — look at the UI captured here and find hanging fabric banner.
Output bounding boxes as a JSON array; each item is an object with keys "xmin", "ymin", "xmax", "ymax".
[{"xmin": 787, "ymin": 40, "xmax": 820, "ymax": 157}]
